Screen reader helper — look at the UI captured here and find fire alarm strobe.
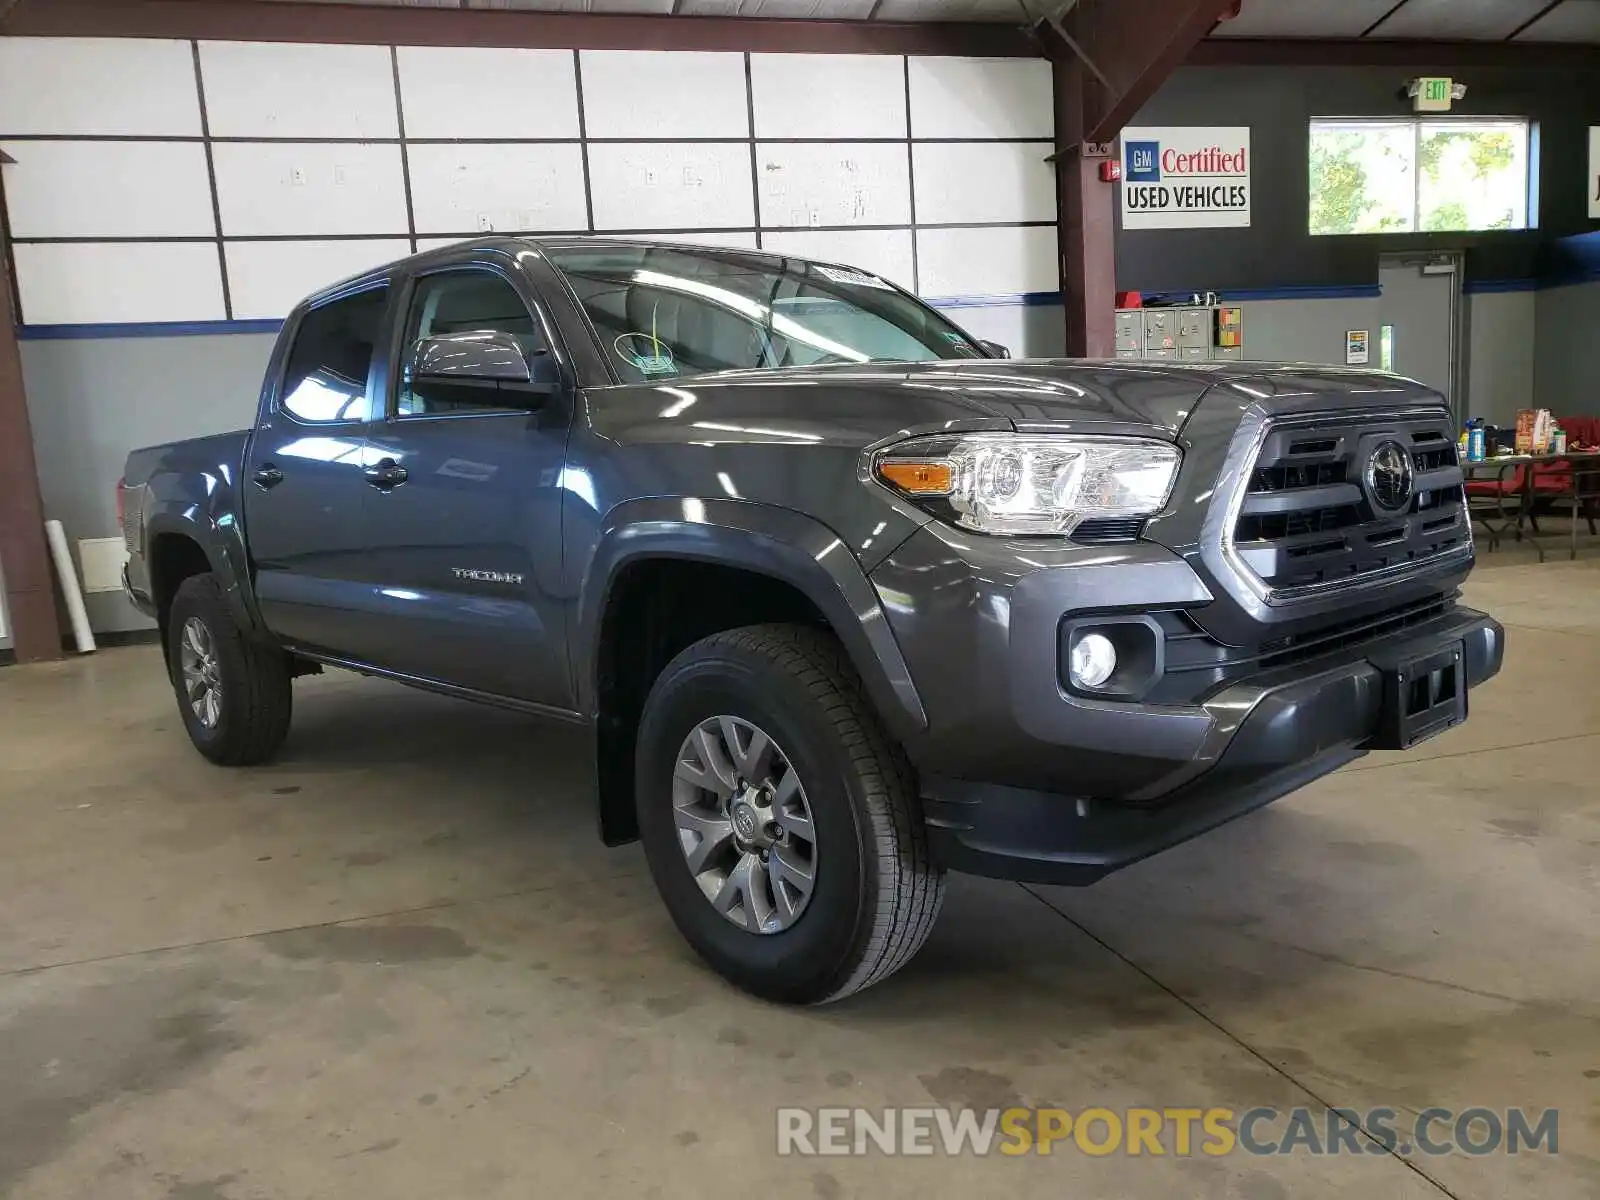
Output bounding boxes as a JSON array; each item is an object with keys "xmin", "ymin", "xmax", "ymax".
[{"xmin": 1099, "ymin": 160, "xmax": 1122, "ymax": 182}]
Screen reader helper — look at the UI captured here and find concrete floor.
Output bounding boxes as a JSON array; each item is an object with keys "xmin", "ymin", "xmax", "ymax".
[{"xmin": 2, "ymin": 556, "xmax": 1598, "ymax": 1199}]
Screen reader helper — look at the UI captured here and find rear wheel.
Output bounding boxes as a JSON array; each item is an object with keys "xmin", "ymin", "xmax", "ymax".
[
  {"xmin": 166, "ymin": 573, "xmax": 293, "ymax": 765},
  {"xmin": 635, "ymin": 624, "xmax": 944, "ymax": 1004}
]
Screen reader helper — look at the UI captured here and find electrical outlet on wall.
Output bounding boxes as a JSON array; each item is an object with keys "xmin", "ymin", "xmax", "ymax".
[{"xmin": 290, "ymin": 166, "xmax": 306, "ymax": 187}]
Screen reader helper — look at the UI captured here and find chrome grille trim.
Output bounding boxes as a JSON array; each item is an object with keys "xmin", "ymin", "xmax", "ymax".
[{"xmin": 1204, "ymin": 405, "xmax": 1472, "ymax": 614}]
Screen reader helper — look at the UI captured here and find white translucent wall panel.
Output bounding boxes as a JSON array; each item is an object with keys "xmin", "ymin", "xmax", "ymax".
[
  {"xmin": 398, "ymin": 47, "xmax": 579, "ymax": 139},
  {"xmin": 213, "ymin": 142, "xmax": 408, "ymax": 237},
  {"xmin": 757, "ymin": 143, "xmax": 911, "ymax": 229},
  {"xmin": 907, "ymin": 57, "xmax": 1053, "ymax": 140},
  {"xmin": 0, "ymin": 141, "xmax": 216, "ymax": 239},
  {"xmin": 0, "ymin": 38, "xmax": 201, "ymax": 136},
  {"xmin": 579, "ymin": 51, "xmax": 749, "ymax": 139},
  {"xmin": 750, "ymin": 54, "xmax": 906, "ymax": 139},
  {"xmin": 588, "ymin": 143, "xmax": 755, "ymax": 230},
  {"xmin": 200, "ymin": 42, "xmax": 399, "ymax": 139},
  {"xmin": 913, "ymin": 142, "xmax": 1055, "ymax": 225},
  {"xmin": 226, "ymin": 239, "xmax": 412, "ymax": 320},
  {"xmin": 916, "ymin": 225, "xmax": 1059, "ymax": 297},
  {"xmin": 408, "ymin": 143, "xmax": 589, "ymax": 235},
  {"xmin": 15, "ymin": 243, "xmax": 226, "ymax": 325}
]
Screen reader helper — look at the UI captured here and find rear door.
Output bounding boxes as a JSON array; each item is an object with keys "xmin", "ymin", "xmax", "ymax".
[
  {"xmin": 242, "ymin": 281, "xmax": 391, "ymax": 657},
  {"xmin": 358, "ymin": 263, "xmax": 575, "ymax": 708}
]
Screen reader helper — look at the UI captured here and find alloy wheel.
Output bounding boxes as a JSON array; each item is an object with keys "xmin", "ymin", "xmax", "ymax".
[
  {"xmin": 672, "ymin": 715, "xmax": 818, "ymax": 934},
  {"xmin": 179, "ymin": 616, "xmax": 223, "ymax": 729}
]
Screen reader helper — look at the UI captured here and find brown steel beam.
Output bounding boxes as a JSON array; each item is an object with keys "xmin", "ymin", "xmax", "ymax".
[
  {"xmin": 0, "ymin": 0, "xmax": 1039, "ymax": 56},
  {"xmin": 1040, "ymin": 0, "xmax": 1230, "ymax": 357},
  {"xmin": 1052, "ymin": 0, "xmax": 1238, "ymax": 145},
  {"xmin": 1052, "ymin": 63, "xmax": 1115, "ymax": 357},
  {"xmin": 1190, "ymin": 37, "xmax": 1600, "ymax": 68},
  {"xmin": 0, "ymin": 167, "xmax": 64, "ymax": 663}
]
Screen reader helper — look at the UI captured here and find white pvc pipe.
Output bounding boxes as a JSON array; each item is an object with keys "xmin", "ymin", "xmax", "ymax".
[{"xmin": 45, "ymin": 519, "xmax": 96, "ymax": 654}]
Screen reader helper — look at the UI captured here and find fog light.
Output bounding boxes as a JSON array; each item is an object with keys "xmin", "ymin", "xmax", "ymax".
[{"xmin": 1069, "ymin": 632, "xmax": 1118, "ymax": 689}]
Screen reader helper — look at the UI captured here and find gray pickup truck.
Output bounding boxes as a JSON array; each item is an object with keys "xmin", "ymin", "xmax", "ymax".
[{"xmin": 120, "ymin": 237, "xmax": 1504, "ymax": 1002}]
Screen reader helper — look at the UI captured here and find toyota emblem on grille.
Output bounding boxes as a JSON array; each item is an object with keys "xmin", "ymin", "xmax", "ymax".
[{"xmin": 1365, "ymin": 440, "xmax": 1415, "ymax": 513}]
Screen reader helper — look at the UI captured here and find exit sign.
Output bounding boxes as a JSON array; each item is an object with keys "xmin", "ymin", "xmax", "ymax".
[{"xmin": 1415, "ymin": 77, "xmax": 1454, "ymax": 112}]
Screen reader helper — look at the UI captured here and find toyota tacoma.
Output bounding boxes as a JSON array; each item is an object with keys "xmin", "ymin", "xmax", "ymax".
[{"xmin": 120, "ymin": 238, "xmax": 1504, "ymax": 1003}]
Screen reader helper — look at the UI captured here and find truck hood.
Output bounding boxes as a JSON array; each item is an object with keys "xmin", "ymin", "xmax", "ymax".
[
  {"xmin": 589, "ymin": 359, "xmax": 1442, "ymax": 451},
  {"xmin": 596, "ymin": 359, "xmax": 1218, "ymax": 448}
]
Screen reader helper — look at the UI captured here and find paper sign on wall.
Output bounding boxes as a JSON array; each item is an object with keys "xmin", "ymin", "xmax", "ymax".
[
  {"xmin": 1590, "ymin": 127, "xmax": 1599, "ymax": 220},
  {"xmin": 1346, "ymin": 330, "xmax": 1370, "ymax": 365},
  {"xmin": 1121, "ymin": 127, "xmax": 1251, "ymax": 230}
]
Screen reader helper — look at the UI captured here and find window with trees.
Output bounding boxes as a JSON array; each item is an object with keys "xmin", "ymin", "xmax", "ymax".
[{"xmin": 1309, "ymin": 118, "xmax": 1531, "ymax": 236}]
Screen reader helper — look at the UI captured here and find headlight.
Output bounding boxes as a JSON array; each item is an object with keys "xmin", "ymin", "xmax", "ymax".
[{"xmin": 874, "ymin": 434, "xmax": 1180, "ymax": 536}]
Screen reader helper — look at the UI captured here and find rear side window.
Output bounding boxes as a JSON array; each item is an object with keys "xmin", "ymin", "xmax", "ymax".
[{"xmin": 279, "ymin": 286, "xmax": 390, "ymax": 423}]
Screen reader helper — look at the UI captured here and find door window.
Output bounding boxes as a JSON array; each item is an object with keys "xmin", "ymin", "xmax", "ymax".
[
  {"xmin": 279, "ymin": 286, "xmax": 389, "ymax": 424},
  {"xmin": 398, "ymin": 270, "xmax": 549, "ymax": 417}
]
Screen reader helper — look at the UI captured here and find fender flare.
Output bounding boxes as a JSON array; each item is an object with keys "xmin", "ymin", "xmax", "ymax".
[
  {"xmin": 143, "ymin": 502, "xmax": 263, "ymax": 639},
  {"xmin": 576, "ymin": 497, "xmax": 927, "ymax": 739}
]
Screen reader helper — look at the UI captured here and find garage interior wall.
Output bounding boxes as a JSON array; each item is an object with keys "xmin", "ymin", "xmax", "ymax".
[
  {"xmin": 0, "ymin": 36, "xmax": 1059, "ymax": 642},
  {"xmin": 1533, "ymin": 279, "xmax": 1600, "ymax": 417},
  {"xmin": 1119, "ymin": 63, "xmax": 1600, "ymax": 422}
]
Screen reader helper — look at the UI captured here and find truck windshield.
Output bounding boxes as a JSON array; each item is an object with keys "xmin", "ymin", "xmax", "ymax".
[{"xmin": 544, "ymin": 244, "xmax": 986, "ymax": 384}]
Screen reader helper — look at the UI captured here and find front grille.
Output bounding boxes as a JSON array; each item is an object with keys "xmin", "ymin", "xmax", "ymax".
[{"xmin": 1227, "ymin": 412, "xmax": 1468, "ymax": 598}]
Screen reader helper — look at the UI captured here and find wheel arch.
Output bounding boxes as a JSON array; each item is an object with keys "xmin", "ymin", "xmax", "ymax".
[
  {"xmin": 579, "ymin": 498, "xmax": 927, "ymax": 847},
  {"xmin": 144, "ymin": 514, "xmax": 254, "ymax": 643}
]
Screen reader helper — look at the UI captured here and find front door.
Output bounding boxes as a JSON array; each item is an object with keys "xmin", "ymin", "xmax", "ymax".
[
  {"xmin": 241, "ymin": 282, "xmax": 390, "ymax": 658},
  {"xmin": 359, "ymin": 265, "xmax": 573, "ymax": 709},
  {"xmin": 1378, "ymin": 256, "xmax": 1461, "ymax": 417}
]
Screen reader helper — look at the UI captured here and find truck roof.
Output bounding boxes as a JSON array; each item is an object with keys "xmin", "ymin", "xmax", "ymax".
[{"xmin": 299, "ymin": 235, "xmax": 811, "ymax": 310}]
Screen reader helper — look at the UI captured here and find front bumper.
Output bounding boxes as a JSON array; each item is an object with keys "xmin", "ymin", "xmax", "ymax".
[{"xmin": 870, "ymin": 526, "xmax": 1504, "ymax": 885}]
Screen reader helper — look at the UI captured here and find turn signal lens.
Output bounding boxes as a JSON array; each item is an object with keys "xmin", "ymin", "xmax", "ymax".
[
  {"xmin": 878, "ymin": 461, "xmax": 953, "ymax": 495},
  {"xmin": 874, "ymin": 434, "xmax": 1180, "ymax": 536}
]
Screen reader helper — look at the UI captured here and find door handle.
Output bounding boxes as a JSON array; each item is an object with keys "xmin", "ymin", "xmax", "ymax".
[
  {"xmin": 364, "ymin": 458, "xmax": 409, "ymax": 490},
  {"xmin": 252, "ymin": 463, "xmax": 284, "ymax": 490}
]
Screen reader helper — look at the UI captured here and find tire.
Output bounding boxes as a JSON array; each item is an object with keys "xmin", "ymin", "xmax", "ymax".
[
  {"xmin": 635, "ymin": 623, "xmax": 945, "ymax": 1004},
  {"xmin": 166, "ymin": 573, "xmax": 293, "ymax": 766}
]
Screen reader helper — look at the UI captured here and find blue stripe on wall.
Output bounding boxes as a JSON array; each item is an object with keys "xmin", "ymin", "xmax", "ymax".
[
  {"xmin": 1143, "ymin": 284, "xmax": 1382, "ymax": 303},
  {"xmin": 926, "ymin": 292, "xmax": 1062, "ymax": 309},
  {"xmin": 18, "ymin": 318, "xmax": 284, "ymax": 340}
]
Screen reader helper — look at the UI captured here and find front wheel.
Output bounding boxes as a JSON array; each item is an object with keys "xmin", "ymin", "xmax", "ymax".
[
  {"xmin": 166, "ymin": 573, "xmax": 293, "ymax": 766},
  {"xmin": 635, "ymin": 624, "xmax": 945, "ymax": 1004}
]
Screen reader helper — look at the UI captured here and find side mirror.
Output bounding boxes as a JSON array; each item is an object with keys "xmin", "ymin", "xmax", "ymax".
[
  {"xmin": 979, "ymin": 340, "xmax": 1012, "ymax": 359},
  {"xmin": 407, "ymin": 330, "xmax": 562, "ymax": 399}
]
